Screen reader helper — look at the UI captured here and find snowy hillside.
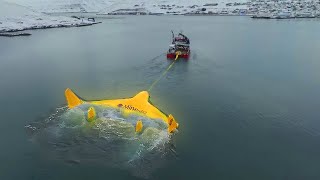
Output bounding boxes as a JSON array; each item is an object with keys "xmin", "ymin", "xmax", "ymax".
[
  {"xmin": 9, "ymin": 0, "xmax": 249, "ymax": 14},
  {"xmin": 11, "ymin": 0, "xmax": 113, "ymax": 13},
  {"xmin": 0, "ymin": 0, "xmax": 98, "ymax": 33},
  {"xmin": 100, "ymin": 0, "xmax": 248, "ymax": 15}
]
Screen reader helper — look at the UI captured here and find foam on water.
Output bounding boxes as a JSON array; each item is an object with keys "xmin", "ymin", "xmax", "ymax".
[{"xmin": 26, "ymin": 104, "xmax": 177, "ymax": 178}]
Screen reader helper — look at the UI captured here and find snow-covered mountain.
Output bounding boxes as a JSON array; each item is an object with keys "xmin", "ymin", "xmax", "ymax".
[
  {"xmin": 8, "ymin": 0, "xmax": 248, "ymax": 14},
  {"xmin": 0, "ymin": 0, "xmax": 98, "ymax": 33},
  {"xmin": 10, "ymin": 0, "xmax": 113, "ymax": 13}
]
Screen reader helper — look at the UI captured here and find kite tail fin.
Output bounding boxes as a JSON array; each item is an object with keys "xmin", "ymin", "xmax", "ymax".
[
  {"xmin": 65, "ymin": 88, "xmax": 83, "ymax": 109},
  {"xmin": 168, "ymin": 114, "xmax": 179, "ymax": 133}
]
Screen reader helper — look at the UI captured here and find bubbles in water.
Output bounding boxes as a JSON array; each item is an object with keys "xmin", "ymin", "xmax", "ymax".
[{"xmin": 26, "ymin": 104, "xmax": 178, "ymax": 178}]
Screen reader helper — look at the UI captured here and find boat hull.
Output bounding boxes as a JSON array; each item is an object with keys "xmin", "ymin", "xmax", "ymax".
[{"xmin": 166, "ymin": 53, "xmax": 190, "ymax": 59}]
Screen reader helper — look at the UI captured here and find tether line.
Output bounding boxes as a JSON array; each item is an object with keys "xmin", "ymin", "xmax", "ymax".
[{"xmin": 148, "ymin": 53, "xmax": 179, "ymax": 92}]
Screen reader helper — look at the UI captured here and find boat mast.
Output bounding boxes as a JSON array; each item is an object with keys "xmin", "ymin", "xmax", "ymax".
[{"xmin": 171, "ymin": 30, "xmax": 175, "ymax": 44}]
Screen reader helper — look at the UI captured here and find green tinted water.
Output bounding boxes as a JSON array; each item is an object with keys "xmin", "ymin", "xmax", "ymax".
[{"xmin": 1, "ymin": 16, "xmax": 320, "ymax": 179}]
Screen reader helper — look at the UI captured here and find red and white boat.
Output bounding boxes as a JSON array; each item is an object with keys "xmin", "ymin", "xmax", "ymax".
[{"xmin": 167, "ymin": 31, "xmax": 190, "ymax": 59}]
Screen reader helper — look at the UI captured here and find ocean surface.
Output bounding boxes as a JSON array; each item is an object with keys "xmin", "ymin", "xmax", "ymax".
[{"xmin": 1, "ymin": 16, "xmax": 320, "ymax": 180}]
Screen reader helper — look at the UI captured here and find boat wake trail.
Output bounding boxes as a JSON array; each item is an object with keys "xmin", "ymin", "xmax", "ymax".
[{"xmin": 25, "ymin": 105, "xmax": 177, "ymax": 178}]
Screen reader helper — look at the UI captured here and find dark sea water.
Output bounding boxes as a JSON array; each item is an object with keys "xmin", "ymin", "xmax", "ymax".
[{"xmin": 1, "ymin": 16, "xmax": 320, "ymax": 180}]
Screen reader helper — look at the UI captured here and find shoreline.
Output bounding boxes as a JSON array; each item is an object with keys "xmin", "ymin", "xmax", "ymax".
[
  {"xmin": 1, "ymin": 13, "xmax": 318, "ymax": 37},
  {"xmin": 0, "ymin": 21, "xmax": 101, "ymax": 35},
  {"xmin": 0, "ymin": 32, "xmax": 32, "ymax": 37},
  {"xmin": 94, "ymin": 13, "xmax": 320, "ymax": 19}
]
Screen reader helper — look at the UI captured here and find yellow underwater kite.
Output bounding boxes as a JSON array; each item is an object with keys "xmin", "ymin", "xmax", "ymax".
[{"xmin": 65, "ymin": 88, "xmax": 179, "ymax": 133}]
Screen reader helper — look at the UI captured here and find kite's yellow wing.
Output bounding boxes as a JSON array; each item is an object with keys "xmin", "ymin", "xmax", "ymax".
[{"xmin": 65, "ymin": 88, "xmax": 178, "ymax": 133}]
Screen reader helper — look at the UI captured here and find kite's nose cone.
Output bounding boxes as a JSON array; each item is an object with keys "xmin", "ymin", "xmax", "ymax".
[{"xmin": 133, "ymin": 91, "xmax": 150, "ymax": 101}]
